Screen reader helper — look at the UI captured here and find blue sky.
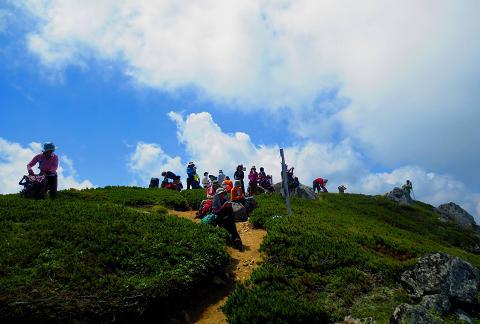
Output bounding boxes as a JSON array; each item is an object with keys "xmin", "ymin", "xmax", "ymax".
[{"xmin": 1, "ymin": 1, "xmax": 479, "ymax": 219}]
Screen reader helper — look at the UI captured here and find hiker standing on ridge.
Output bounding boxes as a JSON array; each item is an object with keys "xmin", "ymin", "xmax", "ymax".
[
  {"xmin": 248, "ymin": 166, "xmax": 258, "ymax": 196},
  {"xmin": 186, "ymin": 162, "xmax": 196, "ymax": 190},
  {"xmin": 402, "ymin": 180, "xmax": 413, "ymax": 199},
  {"xmin": 234, "ymin": 164, "xmax": 245, "ymax": 194},
  {"xmin": 27, "ymin": 142, "xmax": 58, "ymax": 198},
  {"xmin": 313, "ymin": 177, "xmax": 328, "ymax": 193}
]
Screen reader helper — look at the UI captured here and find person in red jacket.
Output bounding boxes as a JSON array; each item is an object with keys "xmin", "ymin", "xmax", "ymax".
[
  {"xmin": 27, "ymin": 142, "xmax": 58, "ymax": 198},
  {"xmin": 313, "ymin": 177, "xmax": 328, "ymax": 193}
]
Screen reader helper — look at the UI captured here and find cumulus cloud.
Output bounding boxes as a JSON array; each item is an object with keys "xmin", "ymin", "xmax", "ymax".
[
  {"xmin": 13, "ymin": 1, "xmax": 480, "ymax": 184},
  {"xmin": 127, "ymin": 142, "xmax": 183, "ymax": 184},
  {"xmin": 0, "ymin": 137, "xmax": 93, "ymax": 193},
  {"xmin": 165, "ymin": 111, "xmax": 480, "ymax": 221}
]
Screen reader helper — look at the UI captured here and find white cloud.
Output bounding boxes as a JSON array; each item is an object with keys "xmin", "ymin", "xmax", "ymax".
[
  {"xmin": 0, "ymin": 137, "xmax": 93, "ymax": 193},
  {"xmin": 14, "ymin": 1, "xmax": 480, "ymax": 185},
  {"xmin": 165, "ymin": 111, "xmax": 480, "ymax": 221},
  {"xmin": 127, "ymin": 142, "xmax": 183, "ymax": 184}
]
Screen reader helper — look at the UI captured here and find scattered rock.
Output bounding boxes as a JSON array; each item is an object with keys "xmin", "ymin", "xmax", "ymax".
[
  {"xmin": 435, "ymin": 202, "xmax": 476, "ymax": 227},
  {"xmin": 385, "ymin": 187, "xmax": 414, "ymax": 205},
  {"xmin": 338, "ymin": 315, "xmax": 376, "ymax": 324},
  {"xmin": 273, "ymin": 182, "xmax": 316, "ymax": 200},
  {"xmin": 400, "ymin": 253, "xmax": 480, "ymax": 305},
  {"xmin": 419, "ymin": 294, "xmax": 451, "ymax": 315},
  {"xmin": 391, "ymin": 303, "xmax": 443, "ymax": 324}
]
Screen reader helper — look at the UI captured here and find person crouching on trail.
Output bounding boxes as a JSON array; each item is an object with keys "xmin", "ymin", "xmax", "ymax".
[
  {"xmin": 212, "ymin": 188, "xmax": 243, "ymax": 251},
  {"xmin": 27, "ymin": 142, "xmax": 58, "ymax": 199},
  {"xmin": 313, "ymin": 177, "xmax": 328, "ymax": 193},
  {"xmin": 162, "ymin": 171, "xmax": 180, "ymax": 183},
  {"xmin": 248, "ymin": 166, "xmax": 258, "ymax": 196}
]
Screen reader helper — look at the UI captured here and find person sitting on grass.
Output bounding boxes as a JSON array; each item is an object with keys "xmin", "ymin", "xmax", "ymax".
[
  {"xmin": 202, "ymin": 172, "xmax": 210, "ymax": 188},
  {"xmin": 212, "ymin": 188, "xmax": 243, "ymax": 251},
  {"xmin": 222, "ymin": 176, "xmax": 233, "ymax": 193},
  {"xmin": 207, "ymin": 180, "xmax": 220, "ymax": 199},
  {"xmin": 231, "ymin": 180, "xmax": 246, "ymax": 205},
  {"xmin": 27, "ymin": 142, "xmax": 58, "ymax": 199}
]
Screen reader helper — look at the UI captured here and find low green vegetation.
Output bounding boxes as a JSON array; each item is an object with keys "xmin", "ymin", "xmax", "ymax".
[
  {"xmin": 0, "ymin": 188, "xmax": 229, "ymax": 322},
  {"xmin": 180, "ymin": 188, "xmax": 206, "ymax": 210},
  {"xmin": 224, "ymin": 193, "xmax": 480, "ymax": 323},
  {"xmin": 58, "ymin": 186, "xmax": 191, "ymax": 210}
]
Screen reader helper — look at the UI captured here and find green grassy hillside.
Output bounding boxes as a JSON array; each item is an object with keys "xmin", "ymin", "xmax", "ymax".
[
  {"xmin": 2, "ymin": 187, "xmax": 479, "ymax": 323},
  {"xmin": 224, "ymin": 193, "xmax": 480, "ymax": 323},
  {"xmin": 0, "ymin": 187, "xmax": 228, "ymax": 322}
]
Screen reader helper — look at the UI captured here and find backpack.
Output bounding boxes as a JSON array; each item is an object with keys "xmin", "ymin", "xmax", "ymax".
[
  {"xmin": 232, "ymin": 202, "xmax": 248, "ymax": 222},
  {"xmin": 19, "ymin": 175, "xmax": 47, "ymax": 199},
  {"xmin": 149, "ymin": 178, "xmax": 159, "ymax": 188},
  {"xmin": 201, "ymin": 213, "xmax": 218, "ymax": 225}
]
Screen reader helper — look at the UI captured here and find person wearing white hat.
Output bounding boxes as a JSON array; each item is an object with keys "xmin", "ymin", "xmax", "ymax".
[
  {"xmin": 27, "ymin": 142, "xmax": 58, "ymax": 198},
  {"xmin": 212, "ymin": 188, "xmax": 243, "ymax": 251}
]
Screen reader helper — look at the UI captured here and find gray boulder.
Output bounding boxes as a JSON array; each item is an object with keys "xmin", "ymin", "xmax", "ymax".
[
  {"xmin": 419, "ymin": 294, "xmax": 451, "ymax": 315},
  {"xmin": 385, "ymin": 187, "xmax": 414, "ymax": 205},
  {"xmin": 454, "ymin": 309, "xmax": 473, "ymax": 324},
  {"xmin": 400, "ymin": 253, "xmax": 480, "ymax": 305},
  {"xmin": 391, "ymin": 303, "xmax": 443, "ymax": 324},
  {"xmin": 273, "ymin": 182, "xmax": 316, "ymax": 200},
  {"xmin": 435, "ymin": 202, "xmax": 476, "ymax": 227}
]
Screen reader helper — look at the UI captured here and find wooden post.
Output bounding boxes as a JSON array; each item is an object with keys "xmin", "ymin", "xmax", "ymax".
[{"xmin": 280, "ymin": 148, "xmax": 292, "ymax": 216}]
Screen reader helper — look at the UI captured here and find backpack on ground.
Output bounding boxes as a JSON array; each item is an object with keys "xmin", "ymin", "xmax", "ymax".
[
  {"xmin": 19, "ymin": 175, "xmax": 47, "ymax": 199},
  {"xmin": 244, "ymin": 196, "xmax": 257, "ymax": 213},
  {"xmin": 201, "ymin": 213, "xmax": 218, "ymax": 225},
  {"xmin": 232, "ymin": 202, "xmax": 248, "ymax": 222},
  {"xmin": 149, "ymin": 178, "xmax": 159, "ymax": 188}
]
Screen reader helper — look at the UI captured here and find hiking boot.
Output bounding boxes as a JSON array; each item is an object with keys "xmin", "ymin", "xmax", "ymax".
[{"xmin": 234, "ymin": 238, "xmax": 244, "ymax": 252}]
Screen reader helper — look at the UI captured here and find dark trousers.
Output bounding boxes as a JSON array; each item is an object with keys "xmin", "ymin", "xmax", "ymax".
[
  {"xmin": 214, "ymin": 204, "xmax": 241, "ymax": 241},
  {"xmin": 46, "ymin": 174, "xmax": 58, "ymax": 198},
  {"xmin": 313, "ymin": 181, "xmax": 327, "ymax": 193},
  {"xmin": 187, "ymin": 176, "xmax": 193, "ymax": 190}
]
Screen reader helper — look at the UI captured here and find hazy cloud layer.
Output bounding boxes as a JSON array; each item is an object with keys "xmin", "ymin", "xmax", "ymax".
[
  {"xmin": 128, "ymin": 111, "xmax": 480, "ymax": 221},
  {"xmin": 14, "ymin": 1, "xmax": 480, "ymax": 186},
  {"xmin": 0, "ymin": 137, "xmax": 94, "ymax": 193}
]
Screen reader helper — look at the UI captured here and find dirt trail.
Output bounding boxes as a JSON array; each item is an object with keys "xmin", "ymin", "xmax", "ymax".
[{"xmin": 168, "ymin": 210, "xmax": 267, "ymax": 324}]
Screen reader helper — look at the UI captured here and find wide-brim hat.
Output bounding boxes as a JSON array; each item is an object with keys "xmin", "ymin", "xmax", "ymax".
[
  {"xmin": 216, "ymin": 188, "xmax": 226, "ymax": 195},
  {"xmin": 42, "ymin": 142, "xmax": 56, "ymax": 152}
]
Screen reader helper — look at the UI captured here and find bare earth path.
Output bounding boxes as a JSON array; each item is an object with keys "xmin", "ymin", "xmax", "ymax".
[{"xmin": 169, "ymin": 210, "xmax": 267, "ymax": 323}]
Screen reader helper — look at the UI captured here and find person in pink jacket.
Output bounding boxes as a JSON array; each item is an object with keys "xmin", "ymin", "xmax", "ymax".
[
  {"xmin": 27, "ymin": 142, "xmax": 59, "ymax": 198},
  {"xmin": 248, "ymin": 166, "xmax": 259, "ymax": 196}
]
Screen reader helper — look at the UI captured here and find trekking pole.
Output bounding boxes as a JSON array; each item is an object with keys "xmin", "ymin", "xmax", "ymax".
[{"xmin": 280, "ymin": 149, "xmax": 292, "ymax": 216}]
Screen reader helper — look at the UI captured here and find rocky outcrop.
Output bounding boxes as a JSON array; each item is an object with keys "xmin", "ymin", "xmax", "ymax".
[
  {"xmin": 435, "ymin": 202, "xmax": 476, "ymax": 227},
  {"xmin": 392, "ymin": 253, "xmax": 480, "ymax": 323},
  {"xmin": 385, "ymin": 187, "xmax": 414, "ymax": 205},
  {"xmin": 391, "ymin": 303, "xmax": 443, "ymax": 324},
  {"xmin": 400, "ymin": 253, "xmax": 480, "ymax": 304},
  {"xmin": 273, "ymin": 182, "xmax": 316, "ymax": 200}
]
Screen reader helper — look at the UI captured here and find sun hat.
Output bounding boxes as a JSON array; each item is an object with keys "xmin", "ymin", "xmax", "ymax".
[
  {"xmin": 212, "ymin": 180, "xmax": 219, "ymax": 186},
  {"xmin": 216, "ymin": 188, "xmax": 226, "ymax": 195},
  {"xmin": 42, "ymin": 142, "xmax": 56, "ymax": 152},
  {"xmin": 219, "ymin": 170, "xmax": 223, "ymax": 173}
]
